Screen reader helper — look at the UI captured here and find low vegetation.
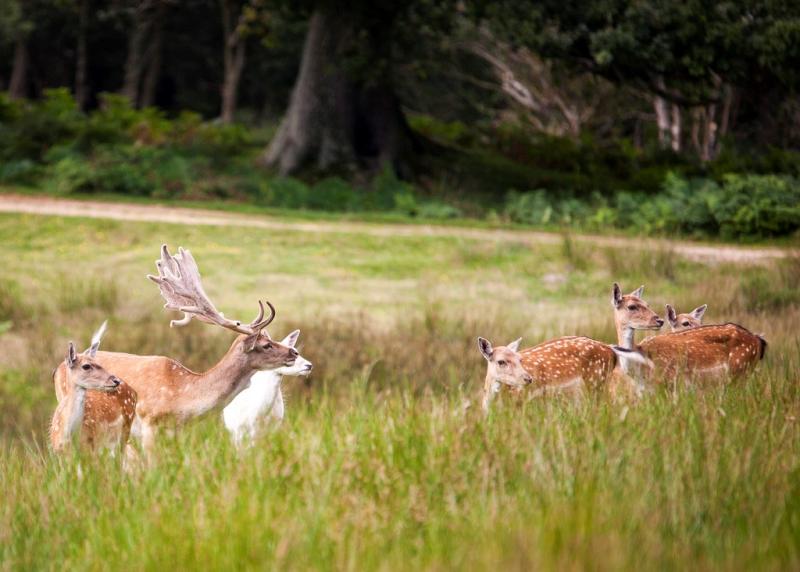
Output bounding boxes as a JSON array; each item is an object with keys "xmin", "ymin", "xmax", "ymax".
[
  {"xmin": 3, "ymin": 91, "xmax": 800, "ymax": 240},
  {"xmin": 1, "ymin": 212, "xmax": 799, "ymax": 569}
]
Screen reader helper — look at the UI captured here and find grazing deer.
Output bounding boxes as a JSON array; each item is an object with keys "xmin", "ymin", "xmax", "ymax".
[
  {"xmin": 50, "ymin": 323, "xmax": 137, "ymax": 454},
  {"xmin": 666, "ymin": 303, "xmax": 707, "ymax": 331},
  {"xmin": 223, "ymin": 329, "xmax": 313, "ymax": 444},
  {"xmin": 477, "ymin": 336, "xmax": 649, "ymax": 412},
  {"xmin": 54, "ymin": 245, "xmax": 298, "ymax": 455},
  {"xmin": 612, "ymin": 283, "xmax": 766, "ymax": 382}
]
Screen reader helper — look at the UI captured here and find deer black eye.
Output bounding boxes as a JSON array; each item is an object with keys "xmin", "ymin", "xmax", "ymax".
[
  {"xmin": 263, "ymin": 342, "xmax": 273, "ymax": 350},
  {"xmin": 627, "ymin": 305, "xmax": 638, "ymax": 311},
  {"xmin": 497, "ymin": 360, "xmax": 507, "ymax": 367},
  {"xmin": 81, "ymin": 363, "xmax": 92, "ymax": 371},
  {"xmin": 682, "ymin": 321, "xmax": 690, "ymax": 327}
]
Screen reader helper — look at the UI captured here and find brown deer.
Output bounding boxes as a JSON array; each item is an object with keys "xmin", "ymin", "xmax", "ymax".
[
  {"xmin": 50, "ymin": 323, "xmax": 137, "ymax": 454},
  {"xmin": 54, "ymin": 245, "xmax": 298, "ymax": 455},
  {"xmin": 666, "ymin": 303, "xmax": 707, "ymax": 331},
  {"xmin": 612, "ymin": 283, "xmax": 766, "ymax": 383},
  {"xmin": 477, "ymin": 335, "xmax": 650, "ymax": 412}
]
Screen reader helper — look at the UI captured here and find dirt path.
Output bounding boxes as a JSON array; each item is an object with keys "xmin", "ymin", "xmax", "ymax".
[{"xmin": 0, "ymin": 194, "xmax": 795, "ymax": 264}]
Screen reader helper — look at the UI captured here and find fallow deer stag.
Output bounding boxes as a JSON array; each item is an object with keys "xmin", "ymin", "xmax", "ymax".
[
  {"xmin": 612, "ymin": 283, "xmax": 766, "ymax": 383},
  {"xmin": 666, "ymin": 303, "xmax": 707, "ymax": 331},
  {"xmin": 50, "ymin": 322, "xmax": 137, "ymax": 454},
  {"xmin": 477, "ymin": 335, "xmax": 649, "ymax": 412},
  {"xmin": 54, "ymin": 245, "xmax": 298, "ymax": 455},
  {"xmin": 223, "ymin": 329, "xmax": 313, "ymax": 445}
]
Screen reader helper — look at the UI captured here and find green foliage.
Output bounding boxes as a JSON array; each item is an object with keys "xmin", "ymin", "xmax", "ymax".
[
  {"xmin": 504, "ymin": 173, "xmax": 800, "ymax": 239},
  {"xmin": 0, "ymin": 89, "xmax": 82, "ymax": 161}
]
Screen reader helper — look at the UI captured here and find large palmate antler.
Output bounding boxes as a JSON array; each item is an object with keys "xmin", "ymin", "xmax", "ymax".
[{"xmin": 147, "ymin": 244, "xmax": 275, "ymax": 336}]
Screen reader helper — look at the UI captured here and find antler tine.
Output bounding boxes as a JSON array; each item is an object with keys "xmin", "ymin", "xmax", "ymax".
[
  {"xmin": 250, "ymin": 300, "xmax": 265, "ymax": 327},
  {"xmin": 251, "ymin": 300, "xmax": 276, "ymax": 332},
  {"xmin": 147, "ymin": 244, "xmax": 255, "ymax": 335}
]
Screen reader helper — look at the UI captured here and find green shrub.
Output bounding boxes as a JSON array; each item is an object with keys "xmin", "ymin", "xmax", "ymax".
[
  {"xmin": 505, "ymin": 190, "xmax": 555, "ymax": 225},
  {"xmin": 0, "ymin": 159, "xmax": 39, "ymax": 184},
  {"xmin": 418, "ymin": 202, "xmax": 462, "ymax": 219},
  {"xmin": 713, "ymin": 174, "xmax": 800, "ymax": 239},
  {"xmin": 45, "ymin": 156, "xmax": 94, "ymax": 195},
  {"xmin": 1, "ymin": 89, "xmax": 82, "ymax": 161}
]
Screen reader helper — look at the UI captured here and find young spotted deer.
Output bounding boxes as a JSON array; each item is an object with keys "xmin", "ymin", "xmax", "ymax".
[
  {"xmin": 613, "ymin": 283, "xmax": 766, "ymax": 382},
  {"xmin": 477, "ymin": 336, "xmax": 649, "ymax": 412},
  {"xmin": 666, "ymin": 303, "xmax": 707, "ymax": 331},
  {"xmin": 54, "ymin": 245, "xmax": 298, "ymax": 456},
  {"xmin": 223, "ymin": 329, "xmax": 313, "ymax": 445},
  {"xmin": 50, "ymin": 323, "xmax": 137, "ymax": 454}
]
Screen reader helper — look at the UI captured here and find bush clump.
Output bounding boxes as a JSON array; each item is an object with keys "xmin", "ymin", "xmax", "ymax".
[{"xmin": 504, "ymin": 173, "xmax": 800, "ymax": 239}]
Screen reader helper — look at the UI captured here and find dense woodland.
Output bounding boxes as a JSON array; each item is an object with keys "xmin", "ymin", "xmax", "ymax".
[{"xmin": 1, "ymin": 0, "xmax": 800, "ymax": 238}]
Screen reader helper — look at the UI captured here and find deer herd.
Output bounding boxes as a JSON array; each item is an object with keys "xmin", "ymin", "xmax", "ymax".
[{"xmin": 49, "ymin": 244, "xmax": 767, "ymax": 463}]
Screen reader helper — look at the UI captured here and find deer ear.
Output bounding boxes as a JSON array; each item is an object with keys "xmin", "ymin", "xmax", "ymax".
[
  {"xmin": 242, "ymin": 333, "xmax": 260, "ymax": 353},
  {"xmin": 65, "ymin": 342, "xmax": 77, "ymax": 368},
  {"xmin": 691, "ymin": 304, "xmax": 707, "ymax": 321},
  {"xmin": 612, "ymin": 283, "xmax": 623, "ymax": 307},
  {"xmin": 477, "ymin": 337, "xmax": 493, "ymax": 360},
  {"xmin": 630, "ymin": 285, "xmax": 644, "ymax": 299},
  {"xmin": 281, "ymin": 329, "xmax": 300, "ymax": 348},
  {"xmin": 507, "ymin": 338, "xmax": 522, "ymax": 352},
  {"xmin": 665, "ymin": 304, "xmax": 677, "ymax": 325},
  {"xmin": 85, "ymin": 319, "xmax": 108, "ymax": 358}
]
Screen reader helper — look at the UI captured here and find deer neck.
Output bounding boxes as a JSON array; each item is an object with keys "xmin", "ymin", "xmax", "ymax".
[
  {"xmin": 482, "ymin": 373, "xmax": 500, "ymax": 413},
  {"xmin": 189, "ymin": 343, "xmax": 259, "ymax": 414},
  {"xmin": 61, "ymin": 385, "xmax": 87, "ymax": 447},
  {"xmin": 615, "ymin": 316, "xmax": 636, "ymax": 349}
]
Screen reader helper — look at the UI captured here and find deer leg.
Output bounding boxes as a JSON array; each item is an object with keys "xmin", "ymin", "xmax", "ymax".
[{"xmin": 140, "ymin": 421, "xmax": 158, "ymax": 465}]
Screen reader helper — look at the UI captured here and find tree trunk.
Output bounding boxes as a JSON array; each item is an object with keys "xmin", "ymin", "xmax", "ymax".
[
  {"xmin": 669, "ymin": 103, "xmax": 681, "ymax": 152},
  {"xmin": 122, "ymin": 1, "xmax": 155, "ymax": 107},
  {"xmin": 140, "ymin": 1, "xmax": 166, "ymax": 108},
  {"xmin": 262, "ymin": 9, "xmax": 414, "ymax": 176},
  {"xmin": 220, "ymin": 0, "xmax": 246, "ymax": 124},
  {"xmin": 75, "ymin": 0, "xmax": 89, "ymax": 109},
  {"xmin": 8, "ymin": 38, "xmax": 29, "ymax": 100}
]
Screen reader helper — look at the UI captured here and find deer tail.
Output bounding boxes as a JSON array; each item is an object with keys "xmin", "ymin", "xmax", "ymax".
[{"xmin": 756, "ymin": 334, "xmax": 768, "ymax": 360}]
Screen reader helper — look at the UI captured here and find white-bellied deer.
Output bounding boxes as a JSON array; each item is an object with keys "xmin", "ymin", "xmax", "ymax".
[
  {"xmin": 223, "ymin": 329, "xmax": 313, "ymax": 444},
  {"xmin": 666, "ymin": 303, "xmax": 707, "ymax": 331},
  {"xmin": 54, "ymin": 245, "xmax": 298, "ymax": 455},
  {"xmin": 50, "ymin": 323, "xmax": 137, "ymax": 454},
  {"xmin": 477, "ymin": 336, "xmax": 649, "ymax": 412},
  {"xmin": 612, "ymin": 283, "xmax": 766, "ymax": 382}
]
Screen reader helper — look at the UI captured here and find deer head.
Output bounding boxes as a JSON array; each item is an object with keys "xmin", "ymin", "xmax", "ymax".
[
  {"xmin": 65, "ymin": 339, "xmax": 121, "ymax": 392},
  {"xmin": 148, "ymin": 245, "xmax": 298, "ymax": 372},
  {"xmin": 478, "ymin": 337, "xmax": 532, "ymax": 388},
  {"xmin": 666, "ymin": 304, "xmax": 707, "ymax": 332},
  {"xmin": 611, "ymin": 283, "xmax": 663, "ymax": 347},
  {"xmin": 272, "ymin": 330, "xmax": 313, "ymax": 376}
]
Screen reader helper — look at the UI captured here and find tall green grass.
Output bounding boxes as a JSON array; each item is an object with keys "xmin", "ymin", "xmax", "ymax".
[{"xmin": 0, "ymin": 212, "xmax": 798, "ymax": 569}]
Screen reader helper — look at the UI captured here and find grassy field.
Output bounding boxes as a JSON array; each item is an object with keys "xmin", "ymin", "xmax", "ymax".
[{"xmin": 1, "ymin": 210, "xmax": 799, "ymax": 570}]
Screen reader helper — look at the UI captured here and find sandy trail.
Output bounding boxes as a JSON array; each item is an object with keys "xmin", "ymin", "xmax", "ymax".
[{"xmin": 0, "ymin": 194, "xmax": 795, "ymax": 264}]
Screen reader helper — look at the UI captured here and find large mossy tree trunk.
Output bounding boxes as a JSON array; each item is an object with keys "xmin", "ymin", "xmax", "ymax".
[{"xmin": 262, "ymin": 9, "xmax": 415, "ymax": 176}]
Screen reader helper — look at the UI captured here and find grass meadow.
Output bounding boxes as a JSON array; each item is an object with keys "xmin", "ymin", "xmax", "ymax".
[{"xmin": 1, "ymin": 211, "xmax": 799, "ymax": 570}]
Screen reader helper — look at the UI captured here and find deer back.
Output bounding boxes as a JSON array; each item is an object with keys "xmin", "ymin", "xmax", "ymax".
[
  {"xmin": 638, "ymin": 323, "xmax": 766, "ymax": 380},
  {"xmin": 520, "ymin": 336, "xmax": 617, "ymax": 390}
]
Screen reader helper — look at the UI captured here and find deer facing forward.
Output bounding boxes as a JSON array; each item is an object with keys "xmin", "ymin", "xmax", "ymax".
[
  {"xmin": 223, "ymin": 329, "xmax": 313, "ymax": 444},
  {"xmin": 477, "ymin": 335, "xmax": 649, "ymax": 412},
  {"xmin": 50, "ymin": 323, "xmax": 137, "ymax": 454}
]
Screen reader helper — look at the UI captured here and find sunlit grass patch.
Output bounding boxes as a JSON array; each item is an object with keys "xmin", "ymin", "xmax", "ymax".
[{"xmin": 0, "ymin": 212, "xmax": 798, "ymax": 569}]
